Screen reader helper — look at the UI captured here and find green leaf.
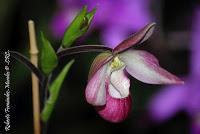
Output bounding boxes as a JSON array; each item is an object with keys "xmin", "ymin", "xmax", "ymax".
[
  {"xmin": 40, "ymin": 32, "xmax": 58, "ymax": 75},
  {"xmin": 41, "ymin": 60, "xmax": 74, "ymax": 122},
  {"xmin": 62, "ymin": 6, "xmax": 96, "ymax": 48}
]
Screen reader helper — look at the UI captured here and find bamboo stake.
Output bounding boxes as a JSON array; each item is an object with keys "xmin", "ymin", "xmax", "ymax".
[{"xmin": 28, "ymin": 20, "xmax": 41, "ymax": 134}]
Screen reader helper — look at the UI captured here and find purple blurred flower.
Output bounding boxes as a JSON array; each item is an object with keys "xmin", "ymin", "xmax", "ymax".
[
  {"xmin": 191, "ymin": 116, "xmax": 200, "ymax": 134},
  {"xmin": 50, "ymin": 0, "xmax": 153, "ymax": 48},
  {"xmin": 148, "ymin": 7, "xmax": 200, "ymax": 134}
]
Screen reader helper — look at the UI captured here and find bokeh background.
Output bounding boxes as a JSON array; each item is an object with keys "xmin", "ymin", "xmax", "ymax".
[{"xmin": 0, "ymin": 0, "xmax": 199, "ymax": 134}]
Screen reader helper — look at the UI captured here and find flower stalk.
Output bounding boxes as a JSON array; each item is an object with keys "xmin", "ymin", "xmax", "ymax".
[{"xmin": 57, "ymin": 45, "xmax": 112, "ymax": 58}]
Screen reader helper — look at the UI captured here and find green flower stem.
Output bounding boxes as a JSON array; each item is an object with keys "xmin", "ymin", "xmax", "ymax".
[{"xmin": 41, "ymin": 45, "xmax": 61, "ymax": 133}]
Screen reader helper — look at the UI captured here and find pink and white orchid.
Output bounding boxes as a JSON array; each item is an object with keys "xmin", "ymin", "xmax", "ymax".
[{"xmin": 85, "ymin": 23, "xmax": 184, "ymax": 123}]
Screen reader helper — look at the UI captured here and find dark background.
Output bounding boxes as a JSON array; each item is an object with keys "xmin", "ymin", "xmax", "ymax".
[{"xmin": 0, "ymin": 0, "xmax": 198, "ymax": 133}]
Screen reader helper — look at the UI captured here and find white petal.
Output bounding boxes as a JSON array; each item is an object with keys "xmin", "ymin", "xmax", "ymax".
[
  {"xmin": 119, "ymin": 50, "xmax": 183, "ymax": 84},
  {"xmin": 108, "ymin": 68, "xmax": 130, "ymax": 99}
]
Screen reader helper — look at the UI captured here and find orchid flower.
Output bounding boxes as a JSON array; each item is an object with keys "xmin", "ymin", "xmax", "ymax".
[
  {"xmin": 85, "ymin": 23, "xmax": 183, "ymax": 123},
  {"xmin": 148, "ymin": 8, "xmax": 200, "ymax": 134}
]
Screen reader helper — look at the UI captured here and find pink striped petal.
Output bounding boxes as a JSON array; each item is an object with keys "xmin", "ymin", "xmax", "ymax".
[
  {"xmin": 96, "ymin": 88, "xmax": 132, "ymax": 123},
  {"xmin": 85, "ymin": 63, "xmax": 109, "ymax": 106},
  {"xmin": 113, "ymin": 22, "xmax": 156, "ymax": 54},
  {"xmin": 109, "ymin": 68, "xmax": 130, "ymax": 99},
  {"xmin": 119, "ymin": 50, "xmax": 184, "ymax": 84}
]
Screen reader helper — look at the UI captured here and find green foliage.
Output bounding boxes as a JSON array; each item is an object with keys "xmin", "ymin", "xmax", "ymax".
[
  {"xmin": 62, "ymin": 6, "xmax": 96, "ymax": 48},
  {"xmin": 41, "ymin": 60, "xmax": 74, "ymax": 122},
  {"xmin": 40, "ymin": 32, "xmax": 58, "ymax": 75}
]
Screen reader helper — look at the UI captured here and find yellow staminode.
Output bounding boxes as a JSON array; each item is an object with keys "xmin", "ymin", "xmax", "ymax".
[{"xmin": 110, "ymin": 56, "xmax": 125, "ymax": 71}]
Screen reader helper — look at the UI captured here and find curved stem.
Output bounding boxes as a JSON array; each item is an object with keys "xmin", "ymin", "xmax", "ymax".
[
  {"xmin": 10, "ymin": 51, "xmax": 44, "ymax": 83},
  {"xmin": 57, "ymin": 45, "xmax": 112, "ymax": 58}
]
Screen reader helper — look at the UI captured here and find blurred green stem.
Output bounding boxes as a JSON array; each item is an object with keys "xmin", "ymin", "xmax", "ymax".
[{"xmin": 42, "ymin": 75, "xmax": 51, "ymax": 134}]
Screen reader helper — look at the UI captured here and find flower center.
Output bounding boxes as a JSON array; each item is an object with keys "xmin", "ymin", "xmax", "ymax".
[{"xmin": 110, "ymin": 56, "xmax": 125, "ymax": 71}]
